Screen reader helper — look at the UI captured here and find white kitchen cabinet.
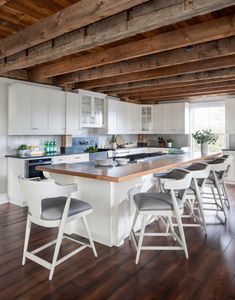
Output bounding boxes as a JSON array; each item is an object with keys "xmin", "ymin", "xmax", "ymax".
[
  {"xmin": 8, "ymin": 83, "xmax": 66, "ymax": 135},
  {"xmin": 154, "ymin": 102, "xmax": 189, "ymax": 134},
  {"xmin": 7, "ymin": 158, "xmax": 27, "ymax": 207},
  {"xmin": 66, "ymin": 92, "xmax": 81, "ymax": 135},
  {"xmin": 8, "ymin": 84, "xmax": 33, "ymax": 134},
  {"xmin": 131, "ymin": 103, "xmax": 141, "ymax": 133},
  {"xmin": 107, "ymin": 99, "xmax": 141, "ymax": 134},
  {"xmin": 118, "ymin": 101, "xmax": 133, "ymax": 134},
  {"xmin": 31, "ymin": 86, "xmax": 50, "ymax": 133},
  {"xmin": 141, "ymin": 105, "xmax": 154, "ymax": 133},
  {"xmin": 48, "ymin": 89, "xmax": 66, "ymax": 134},
  {"xmin": 52, "ymin": 153, "xmax": 89, "ymax": 164},
  {"xmin": 107, "ymin": 98, "xmax": 120, "ymax": 134},
  {"xmin": 225, "ymin": 99, "xmax": 235, "ymax": 134},
  {"xmin": 79, "ymin": 89, "xmax": 105, "ymax": 128}
]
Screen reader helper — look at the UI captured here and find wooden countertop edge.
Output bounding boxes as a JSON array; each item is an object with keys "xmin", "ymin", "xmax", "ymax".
[{"xmin": 37, "ymin": 153, "xmax": 221, "ymax": 183}]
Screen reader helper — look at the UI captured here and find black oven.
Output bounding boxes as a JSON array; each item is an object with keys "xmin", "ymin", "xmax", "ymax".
[{"xmin": 25, "ymin": 158, "xmax": 52, "ymax": 179}]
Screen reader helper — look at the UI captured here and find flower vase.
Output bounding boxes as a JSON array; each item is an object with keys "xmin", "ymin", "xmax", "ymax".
[{"xmin": 201, "ymin": 142, "xmax": 208, "ymax": 156}]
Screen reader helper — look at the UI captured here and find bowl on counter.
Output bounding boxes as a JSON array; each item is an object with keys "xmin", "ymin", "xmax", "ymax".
[
  {"xmin": 95, "ymin": 158, "xmax": 114, "ymax": 167},
  {"xmin": 116, "ymin": 158, "xmax": 129, "ymax": 165}
]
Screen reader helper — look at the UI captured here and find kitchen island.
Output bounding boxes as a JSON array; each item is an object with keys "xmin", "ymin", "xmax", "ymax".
[{"xmin": 37, "ymin": 152, "xmax": 220, "ymax": 247}]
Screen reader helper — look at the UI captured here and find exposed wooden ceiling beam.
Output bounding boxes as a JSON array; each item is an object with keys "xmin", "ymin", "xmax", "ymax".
[
  {"xmin": 139, "ymin": 89, "xmax": 235, "ymax": 103},
  {"xmin": 116, "ymin": 77, "xmax": 235, "ymax": 96},
  {"xmin": 131, "ymin": 86, "xmax": 235, "ymax": 101},
  {"xmin": 126, "ymin": 80, "xmax": 235, "ymax": 99},
  {"xmin": 1, "ymin": 0, "xmax": 234, "ymax": 73},
  {"xmin": 0, "ymin": 69, "xmax": 29, "ymax": 81},
  {"xmin": 76, "ymin": 54, "xmax": 235, "ymax": 89},
  {"xmin": 0, "ymin": 1, "xmax": 8, "ymax": 6},
  {"xmin": 95, "ymin": 68, "xmax": 235, "ymax": 94},
  {"xmin": 31, "ymin": 13, "xmax": 235, "ymax": 80},
  {"xmin": 56, "ymin": 36, "xmax": 235, "ymax": 85},
  {"xmin": 0, "ymin": 0, "xmax": 150, "ymax": 59}
]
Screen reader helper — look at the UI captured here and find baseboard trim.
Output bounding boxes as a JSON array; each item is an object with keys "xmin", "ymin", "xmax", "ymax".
[
  {"xmin": 8, "ymin": 197, "xmax": 27, "ymax": 207},
  {"xmin": 225, "ymin": 181, "xmax": 235, "ymax": 185},
  {"xmin": 0, "ymin": 193, "xmax": 8, "ymax": 205}
]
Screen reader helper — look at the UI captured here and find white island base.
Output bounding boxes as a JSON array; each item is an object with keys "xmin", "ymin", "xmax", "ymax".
[{"xmin": 51, "ymin": 173, "xmax": 155, "ymax": 247}]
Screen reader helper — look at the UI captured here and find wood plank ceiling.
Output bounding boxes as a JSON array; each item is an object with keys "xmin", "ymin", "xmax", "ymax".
[{"xmin": 0, "ymin": 0, "xmax": 235, "ymax": 103}]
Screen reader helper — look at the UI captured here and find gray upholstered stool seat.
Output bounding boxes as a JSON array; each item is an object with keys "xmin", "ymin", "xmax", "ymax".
[
  {"xmin": 41, "ymin": 197, "xmax": 92, "ymax": 221},
  {"xmin": 184, "ymin": 162, "xmax": 209, "ymax": 172},
  {"xmin": 154, "ymin": 169, "xmax": 186, "ymax": 180},
  {"xmin": 134, "ymin": 192, "xmax": 183, "ymax": 211}
]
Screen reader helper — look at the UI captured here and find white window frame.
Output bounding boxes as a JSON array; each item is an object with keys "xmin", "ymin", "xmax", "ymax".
[{"xmin": 190, "ymin": 100, "xmax": 227, "ymax": 152}]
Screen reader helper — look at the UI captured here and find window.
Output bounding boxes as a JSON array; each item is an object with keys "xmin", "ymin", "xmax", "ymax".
[{"xmin": 190, "ymin": 101, "xmax": 226, "ymax": 152}]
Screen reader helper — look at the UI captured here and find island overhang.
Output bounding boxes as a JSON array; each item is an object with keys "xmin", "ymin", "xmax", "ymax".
[{"xmin": 37, "ymin": 152, "xmax": 221, "ymax": 183}]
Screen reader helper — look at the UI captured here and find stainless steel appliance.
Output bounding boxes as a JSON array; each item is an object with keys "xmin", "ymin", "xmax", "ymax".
[{"xmin": 25, "ymin": 158, "xmax": 52, "ymax": 179}]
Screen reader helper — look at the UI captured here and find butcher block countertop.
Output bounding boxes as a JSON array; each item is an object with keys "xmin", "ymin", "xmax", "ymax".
[{"xmin": 37, "ymin": 152, "xmax": 221, "ymax": 183}]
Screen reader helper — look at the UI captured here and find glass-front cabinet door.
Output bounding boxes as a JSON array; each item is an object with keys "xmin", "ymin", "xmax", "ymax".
[
  {"xmin": 141, "ymin": 105, "xmax": 153, "ymax": 132},
  {"xmin": 81, "ymin": 95, "xmax": 92, "ymax": 127},
  {"xmin": 94, "ymin": 97, "xmax": 104, "ymax": 127},
  {"xmin": 79, "ymin": 90, "xmax": 105, "ymax": 128}
]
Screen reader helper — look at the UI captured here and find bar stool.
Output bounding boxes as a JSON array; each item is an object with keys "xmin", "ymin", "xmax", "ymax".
[
  {"xmin": 220, "ymin": 154, "xmax": 233, "ymax": 208},
  {"xmin": 182, "ymin": 162, "xmax": 211, "ymax": 231},
  {"xmin": 203, "ymin": 158, "xmax": 229, "ymax": 221},
  {"xmin": 19, "ymin": 176, "xmax": 97, "ymax": 280},
  {"xmin": 130, "ymin": 169, "xmax": 192, "ymax": 264}
]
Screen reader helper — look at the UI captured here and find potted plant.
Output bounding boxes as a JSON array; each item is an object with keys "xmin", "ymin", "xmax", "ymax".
[
  {"xmin": 17, "ymin": 144, "xmax": 29, "ymax": 157},
  {"xmin": 110, "ymin": 135, "xmax": 118, "ymax": 149},
  {"xmin": 166, "ymin": 137, "xmax": 173, "ymax": 148},
  {"xmin": 192, "ymin": 129, "xmax": 218, "ymax": 156}
]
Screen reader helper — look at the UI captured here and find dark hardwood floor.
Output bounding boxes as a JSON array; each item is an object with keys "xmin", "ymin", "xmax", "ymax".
[{"xmin": 1, "ymin": 185, "xmax": 235, "ymax": 299}]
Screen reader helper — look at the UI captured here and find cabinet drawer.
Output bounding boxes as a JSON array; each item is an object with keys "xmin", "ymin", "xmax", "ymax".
[
  {"xmin": 65, "ymin": 153, "xmax": 89, "ymax": 163},
  {"xmin": 52, "ymin": 156, "xmax": 67, "ymax": 164}
]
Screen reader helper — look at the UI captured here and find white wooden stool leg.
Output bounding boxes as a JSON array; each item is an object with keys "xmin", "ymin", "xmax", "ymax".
[
  {"xmin": 129, "ymin": 209, "xmax": 139, "ymax": 240},
  {"xmin": 22, "ymin": 216, "xmax": 31, "ymax": 265},
  {"xmin": 222, "ymin": 181, "xmax": 230, "ymax": 209},
  {"xmin": 135, "ymin": 215, "xmax": 147, "ymax": 264},
  {"xmin": 174, "ymin": 208, "xmax": 189, "ymax": 259},
  {"xmin": 168, "ymin": 216, "xmax": 176, "ymax": 241},
  {"xmin": 81, "ymin": 215, "xmax": 97, "ymax": 257},
  {"xmin": 49, "ymin": 223, "xmax": 65, "ymax": 280},
  {"xmin": 215, "ymin": 178, "xmax": 227, "ymax": 221},
  {"xmin": 194, "ymin": 180, "xmax": 207, "ymax": 233}
]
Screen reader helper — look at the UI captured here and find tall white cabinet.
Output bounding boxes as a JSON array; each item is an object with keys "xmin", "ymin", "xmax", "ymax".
[
  {"xmin": 8, "ymin": 83, "xmax": 66, "ymax": 135},
  {"xmin": 154, "ymin": 102, "xmax": 189, "ymax": 134},
  {"xmin": 66, "ymin": 92, "xmax": 81, "ymax": 135}
]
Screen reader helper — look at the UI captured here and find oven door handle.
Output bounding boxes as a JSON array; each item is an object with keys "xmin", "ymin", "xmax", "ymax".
[{"xmin": 28, "ymin": 162, "xmax": 52, "ymax": 167}]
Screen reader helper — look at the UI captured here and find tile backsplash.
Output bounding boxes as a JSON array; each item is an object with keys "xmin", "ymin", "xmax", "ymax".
[
  {"xmin": 147, "ymin": 134, "xmax": 190, "ymax": 148},
  {"xmin": 7, "ymin": 135, "xmax": 61, "ymax": 154}
]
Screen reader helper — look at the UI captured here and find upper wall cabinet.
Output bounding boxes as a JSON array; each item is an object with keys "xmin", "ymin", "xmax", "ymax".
[
  {"xmin": 106, "ymin": 98, "xmax": 120, "ymax": 134},
  {"xmin": 107, "ymin": 100, "xmax": 142, "ymax": 134},
  {"xmin": 154, "ymin": 102, "xmax": 189, "ymax": 134},
  {"xmin": 8, "ymin": 83, "xmax": 66, "ymax": 135},
  {"xmin": 65, "ymin": 92, "xmax": 81, "ymax": 135},
  {"xmin": 49, "ymin": 89, "xmax": 66, "ymax": 134},
  {"xmin": 141, "ymin": 105, "xmax": 154, "ymax": 133},
  {"xmin": 79, "ymin": 89, "xmax": 105, "ymax": 128},
  {"xmin": 225, "ymin": 99, "xmax": 235, "ymax": 134}
]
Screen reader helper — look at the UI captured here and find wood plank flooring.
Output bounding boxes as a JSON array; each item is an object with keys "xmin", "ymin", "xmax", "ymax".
[{"xmin": 1, "ymin": 185, "xmax": 235, "ymax": 299}]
